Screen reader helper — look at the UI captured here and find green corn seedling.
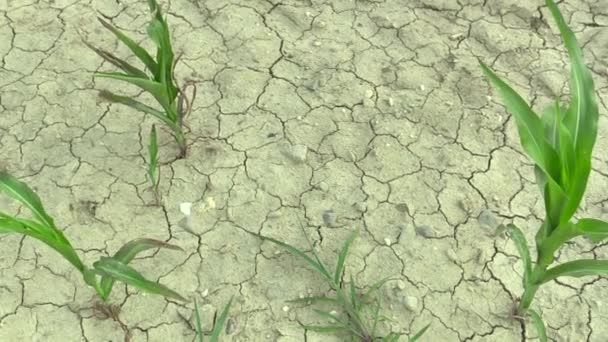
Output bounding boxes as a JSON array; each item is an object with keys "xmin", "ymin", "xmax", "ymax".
[
  {"xmin": 148, "ymin": 124, "xmax": 160, "ymax": 202},
  {"xmin": 193, "ymin": 297, "xmax": 233, "ymax": 342},
  {"xmin": 0, "ymin": 171, "xmax": 186, "ymax": 303},
  {"xmin": 258, "ymin": 229, "xmax": 429, "ymax": 342},
  {"xmin": 480, "ymin": 0, "xmax": 608, "ymax": 339},
  {"xmin": 86, "ymin": 0, "xmax": 194, "ymax": 158}
]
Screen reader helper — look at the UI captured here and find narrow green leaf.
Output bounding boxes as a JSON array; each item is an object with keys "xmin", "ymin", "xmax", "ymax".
[
  {"xmin": 97, "ymin": 17, "xmax": 158, "ymax": 76},
  {"xmin": 528, "ymin": 309, "xmax": 547, "ymax": 342},
  {"xmin": 349, "ymin": 275, "xmax": 358, "ymax": 311},
  {"xmin": 0, "ymin": 215, "xmax": 84, "ymax": 272},
  {"xmin": 370, "ymin": 296, "xmax": 382, "ymax": 336},
  {"xmin": 301, "ymin": 324, "xmax": 348, "ymax": 333},
  {"xmin": 0, "ymin": 216, "xmax": 28, "ymax": 234},
  {"xmin": 194, "ymin": 299, "xmax": 204, "ymax": 342},
  {"xmin": 287, "ymin": 296, "xmax": 338, "ymax": 305},
  {"xmin": 334, "ymin": 230, "xmax": 358, "ymax": 284},
  {"xmin": 0, "ymin": 171, "xmax": 56, "ymax": 229},
  {"xmin": 148, "ymin": 125, "xmax": 159, "ymax": 189},
  {"xmin": 546, "ymin": 0, "xmax": 600, "ymax": 223},
  {"xmin": 97, "ymin": 90, "xmax": 176, "ymax": 129},
  {"xmin": 361, "ymin": 277, "xmax": 396, "ymax": 306},
  {"xmin": 94, "ymin": 72, "xmax": 172, "ymax": 113},
  {"xmin": 409, "ymin": 323, "xmax": 431, "ymax": 342},
  {"xmin": 99, "ymin": 238, "xmax": 182, "ymax": 300},
  {"xmin": 576, "ymin": 218, "xmax": 608, "ymax": 243},
  {"xmin": 540, "ymin": 259, "xmax": 608, "ymax": 284},
  {"xmin": 261, "ymin": 235, "xmax": 333, "ymax": 282},
  {"xmin": 384, "ymin": 333, "xmax": 401, "ymax": 342},
  {"xmin": 506, "ymin": 224, "xmax": 532, "ymax": 285},
  {"xmin": 83, "ymin": 39, "xmax": 149, "ymax": 79},
  {"xmin": 312, "ymin": 309, "xmax": 349, "ymax": 326},
  {"xmin": 479, "ymin": 62, "xmax": 562, "ymax": 186},
  {"xmin": 209, "ymin": 297, "xmax": 233, "ymax": 342},
  {"xmin": 93, "ymin": 257, "xmax": 187, "ymax": 302}
]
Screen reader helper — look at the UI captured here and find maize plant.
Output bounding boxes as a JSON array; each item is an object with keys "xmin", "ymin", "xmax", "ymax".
[{"xmin": 480, "ymin": 0, "xmax": 608, "ymax": 339}]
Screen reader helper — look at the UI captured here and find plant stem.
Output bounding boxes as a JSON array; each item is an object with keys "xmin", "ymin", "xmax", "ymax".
[{"xmin": 174, "ymin": 129, "xmax": 187, "ymax": 158}]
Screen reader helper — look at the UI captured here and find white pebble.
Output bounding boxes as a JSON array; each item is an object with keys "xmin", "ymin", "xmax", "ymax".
[
  {"xmin": 384, "ymin": 237, "xmax": 391, "ymax": 246},
  {"xmin": 365, "ymin": 89, "xmax": 374, "ymax": 98},
  {"xmin": 313, "ymin": 41, "xmax": 322, "ymax": 47},
  {"xmin": 419, "ymin": 84, "xmax": 425, "ymax": 91},
  {"xmin": 179, "ymin": 202, "xmax": 193, "ymax": 216},
  {"xmin": 201, "ymin": 289, "xmax": 209, "ymax": 297},
  {"xmin": 282, "ymin": 305, "xmax": 290, "ymax": 312},
  {"xmin": 206, "ymin": 197, "xmax": 216, "ymax": 209},
  {"xmin": 388, "ymin": 97, "xmax": 394, "ymax": 106}
]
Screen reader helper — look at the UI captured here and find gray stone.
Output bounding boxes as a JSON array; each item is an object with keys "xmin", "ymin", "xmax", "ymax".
[
  {"xmin": 415, "ymin": 225, "xmax": 433, "ymax": 238},
  {"xmin": 322, "ymin": 209, "xmax": 337, "ymax": 227},
  {"xmin": 478, "ymin": 209, "xmax": 499, "ymax": 229}
]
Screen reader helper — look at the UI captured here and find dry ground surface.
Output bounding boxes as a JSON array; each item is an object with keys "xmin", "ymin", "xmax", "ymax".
[{"xmin": 1, "ymin": 0, "xmax": 608, "ymax": 341}]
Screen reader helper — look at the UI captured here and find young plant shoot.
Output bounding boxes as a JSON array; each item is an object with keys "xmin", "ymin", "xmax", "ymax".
[
  {"xmin": 86, "ymin": 0, "xmax": 194, "ymax": 158},
  {"xmin": 148, "ymin": 124, "xmax": 160, "ymax": 202},
  {"xmin": 480, "ymin": 0, "xmax": 607, "ymax": 339},
  {"xmin": 0, "ymin": 171, "xmax": 186, "ymax": 303},
  {"xmin": 193, "ymin": 297, "xmax": 233, "ymax": 342},
  {"xmin": 258, "ymin": 229, "xmax": 429, "ymax": 342}
]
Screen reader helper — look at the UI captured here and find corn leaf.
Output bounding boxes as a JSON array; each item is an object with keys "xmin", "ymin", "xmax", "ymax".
[
  {"xmin": 261, "ymin": 235, "xmax": 332, "ymax": 282},
  {"xmin": 479, "ymin": 62, "xmax": 562, "ymax": 187},
  {"xmin": 194, "ymin": 299, "xmax": 204, "ymax": 342},
  {"xmin": 334, "ymin": 230, "xmax": 358, "ymax": 284},
  {"xmin": 93, "ymin": 257, "xmax": 187, "ymax": 302},
  {"xmin": 83, "ymin": 39, "xmax": 148, "ymax": 79},
  {"xmin": 546, "ymin": 0, "xmax": 600, "ymax": 223},
  {"xmin": 349, "ymin": 275, "xmax": 358, "ymax": 311},
  {"xmin": 0, "ymin": 171, "xmax": 56, "ymax": 229},
  {"xmin": 97, "ymin": 90, "xmax": 176, "ymax": 129},
  {"xmin": 287, "ymin": 296, "xmax": 338, "ymax": 305},
  {"xmin": 146, "ymin": 17, "xmax": 177, "ymax": 104},
  {"xmin": 506, "ymin": 224, "xmax": 532, "ymax": 285},
  {"xmin": 209, "ymin": 297, "xmax": 233, "ymax": 342},
  {"xmin": 575, "ymin": 218, "xmax": 608, "ymax": 243},
  {"xmin": 409, "ymin": 323, "xmax": 431, "ymax": 342},
  {"xmin": 301, "ymin": 325, "xmax": 348, "ymax": 333},
  {"xmin": 148, "ymin": 125, "xmax": 159, "ymax": 189},
  {"xmin": 97, "ymin": 17, "xmax": 158, "ymax": 76},
  {"xmin": 95, "ymin": 72, "xmax": 172, "ymax": 113},
  {"xmin": 528, "ymin": 309, "xmax": 547, "ymax": 342},
  {"xmin": 98, "ymin": 239, "xmax": 182, "ymax": 300},
  {"xmin": 0, "ymin": 215, "xmax": 84, "ymax": 271},
  {"xmin": 540, "ymin": 259, "xmax": 608, "ymax": 284}
]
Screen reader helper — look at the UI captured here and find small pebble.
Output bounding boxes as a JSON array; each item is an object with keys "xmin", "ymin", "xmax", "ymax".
[
  {"xmin": 384, "ymin": 237, "xmax": 391, "ymax": 246},
  {"xmin": 396, "ymin": 280, "xmax": 406, "ymax": 290},
  {"xmin": 226, "ymin": 318, "xmax": 237, "ymax": 334},
  {"xmin": 329, "ymin": 310, "xmax": 338, "ymax": 316},
  {"xmin": 201, "ymin": 289, "xmax": 209, "ymax": 297},
  {"xmin": 289, "ymin": 144, "xmax": 308, "ymax": 162},
  {"xmin": 318, "ymin": 182, "xmax": 329, "ymax": 192},
  {"xmin": 282, "ymin": 305, "xmax": 290, "ymax": 312},
  {"xmin": 180, "ymin": 202, "xmax": 193, "ymax": 216},
  {"xmin": 322, "ymin": 209, "xmax": 337, "ymax": 226},
  {"xmin": 415, "ymin": 225, "xmax": 433, "ymax": 238},
  {"xmin": 478, "ymin": 209, "xmax": 499, "ymax": 229},
  {"xmin": 313, "ymin": 41, "xmax": 322, "ymax": 47},
  {"xmin": 206, "ymin": 197, "xmax": 216, "ymax": 209},
  {"xmin": 419, "ymin": 84, "xmax": 425, "ymax": 91},
  {"xmin": 365, "ymin": 89, "xmax": 374, "ymax": 98},
  {"xmin": 404, "ymin": 296, "xmax": 418, "ymax": 311},
  {"xmin": 388, "ymin": 97, "xmax": 394, "ymax": 106},
  {"xmin": 395, "ymin": 203, "xmax": 409, "ymax": 213}
]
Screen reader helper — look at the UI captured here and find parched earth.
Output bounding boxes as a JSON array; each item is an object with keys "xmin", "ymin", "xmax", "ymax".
[{"xmin": 1, "ymin": 0, "xmax": 607, "ymax": 341}]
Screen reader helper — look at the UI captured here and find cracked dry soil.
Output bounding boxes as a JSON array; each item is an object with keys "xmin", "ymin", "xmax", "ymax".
[{"xmin": 1, "ymin": 0, "xmax": 608, "ymax": 341}]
